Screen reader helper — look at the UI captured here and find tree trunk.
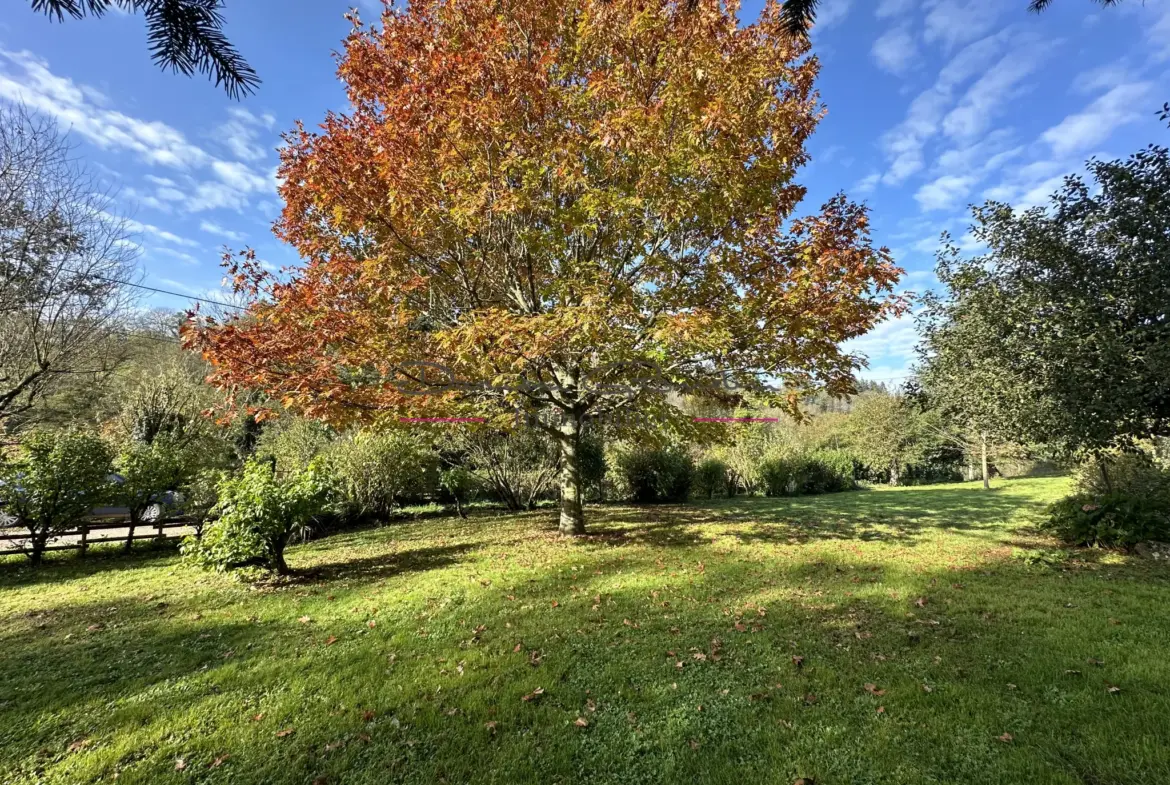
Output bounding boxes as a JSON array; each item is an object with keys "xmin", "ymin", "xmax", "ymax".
[
  {"xmin": 980, "ymin": 431, "xmax": 990, "ymax": 490},
  {"xmin": 28, "ymin": 528, "xmax": 47, "ymax": 565},
  {"xmin": 557, "ymin": 411, "xmax": 586, "ymax": 535},
  {"xmin": 889, "ymin": 459, "xmax": 901, "ymax": 487},
  {"xmin": 125, "ymin": 510, "xmax": 138, "ymax": 552}
]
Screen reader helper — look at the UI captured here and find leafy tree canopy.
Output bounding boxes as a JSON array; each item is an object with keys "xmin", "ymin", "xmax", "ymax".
[{"xmin": 187, "ymin": 0, "xmax": 904, "ymax": 533}]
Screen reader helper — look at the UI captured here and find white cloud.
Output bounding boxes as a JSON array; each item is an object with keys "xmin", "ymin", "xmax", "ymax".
[
  {"xmin": 879, "ymin": 31, "xmax": 1011, "ymax": 184},
  {"xmin": 814, "ymin": 0, "xmax": 853, "ymax": 30},
  {"xmin": 876, "ymin": 0, "xmax": 915, "ymax": 18},
  {"xmin": 0, "ymin": 49, "xmax": 210, "ymax": 170},
  {"xmin": 215, "ymin": 107, "xmax": 277, "ymax": 163},
  {"xmin": 123, "ymin": 217, "xmax": 199, "ymax": 248},
  {"xmin": 843, "ymin": 311, "xmax": 920, "ymax": 374},
  {"xmin": 872, "ymin": 25, "xmax": 918, "ymax": 75},
  {"xmin": 153, "ymin": 248, "xmax": 202, "ymax": 266},
  {"xmin": 855, "ymin": 171, "xmax": 882, "ymax": 194},
  {"xmin": 199, "ymin": 220, "xmax": 247, "ymax": 242},
  {"xmin": 923, "ymin": 0, "xmax": 1003, "ymax": 51},
  {"xmin": 1041, "ymin": 81, "xmax": 1153, "ymax": 157},
  {"xmin": 942, "ymin": 40, "xmax": 1053, "ymax": 140},
  {"xmin": 915, "ymin": 174, "xmax": 977, "ymax": 211}
]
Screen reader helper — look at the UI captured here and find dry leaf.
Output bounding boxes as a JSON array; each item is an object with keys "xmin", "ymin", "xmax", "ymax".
[
  {"xmin": 792, "ymin": 655, "xmax": 804, "ymax": 669},
  {"xmin": 67, "ymin": 738, "xmax": 91, "ymax": 753},
  {"xmin": 276, "ymin": 728, "xmax": 295, "ymax": 738},
  {"xmin": 485, "ymin": 721, "xmax": 498, "ymax": 732},
  {"xmin": 803, "ymin": 693, "xmax": 817, "ymax": 705},
  {"xmin": 521, "ymin": 687, "xmax": 545, "ymax": 702},
  {"xmin": 914, "ymin": 597, "xmax": 928, "ymax": 608},
  {"xmin": 1106, "ymin": 684, "xmax": 1121, "ymax": 695},
  {"xmin": 251, "ymin": 712, "xmax": 265, "ymax": 722},
  {"xmin": 876, "ymin": 706, "xmax": 885, "ymax": 714},
  {"xmin": 210, "ymin": 754, "xmax": 230, "ymax": 768},
  {"xmin": 325, "ymin": 636, "xmax": 338, "ymax": 646},
  {"xmin": 367, "ymin": 620, "xmax": 377, "ymax": 629},
  {"xmin": 513, "ymin": 643, "xmax": 523, "ymax": 653},
  {"xmin": 362, "ymin": 710, "xmax": 375, "ymax": 722},
  {"xmin": 688, "ymin": 738, "xmax": 700, "ymax": 750},
  {"xmin": 998, "ymin": 732, "xmax": 1013, "ymax": 743},
  {"xmin": 574, "ymin": 717, "xmax": 589, "ymax": 727},
  {"xmin": 298, "ymin": 616, "xmax": 311, "ymax": 624},
  {"xmin": 864, "ymin": 683, "xmax": 886, "ymax": 696},
  {"xmin": 921, "ymin": 684, "xmax": 933, "ymax": 693},
  {"xmin": 324, "ymin": 741, "xmax": 345, "ymax": 752},
  {"xmin": 174, "ymin": 758, "xmax": 187, "ymax": 771}
]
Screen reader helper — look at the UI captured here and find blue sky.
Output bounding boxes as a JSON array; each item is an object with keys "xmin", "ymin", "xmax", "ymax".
[{"xmin": 3, "ymin": 0, "xmax": 1168, "ymax": 383}]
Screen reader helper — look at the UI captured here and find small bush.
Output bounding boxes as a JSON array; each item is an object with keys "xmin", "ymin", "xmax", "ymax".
[
  {"xmin": 694, "ymin": 458, "xmax": 729, "ymax": 499},
  {"xmin": 614, "ymin": 447, "xmax": 693, "ymax": 503},
  {"xmin": 183, "ymin": 459, "xmax": 330, "ymax": 574},
  {"xmin": 1074, "ymin": 451, "xmax": 1170, "ymax": 498},
  {"xmin": 0, "ymin": 431, "xmax": 113, "ymax": 563},
  {"xmin": 759, "ymin": 451, "xmax": 856, "ymax": 497},
  {"xmin": 1043, "ymin": 492, "xmax": 1170, "ymax": 548},
  {"xmin": 329, "ymin": 430, "xmax": 438, "ymax": 518}
]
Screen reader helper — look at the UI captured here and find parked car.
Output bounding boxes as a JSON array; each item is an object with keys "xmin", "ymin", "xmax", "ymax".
[{"xmin": 0, "ymin": 474, "xmax": 183, "ymax": 528}]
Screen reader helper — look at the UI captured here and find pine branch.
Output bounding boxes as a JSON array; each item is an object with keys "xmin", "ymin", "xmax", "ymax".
[{"xmin": 28, "ymin": 0, "xmax": 259, "ymax": 99}]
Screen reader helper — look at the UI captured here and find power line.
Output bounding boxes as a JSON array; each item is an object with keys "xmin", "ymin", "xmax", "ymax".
[{"xmin": 60, "ymin": 266, "xmax": 247, "ymax": 311}]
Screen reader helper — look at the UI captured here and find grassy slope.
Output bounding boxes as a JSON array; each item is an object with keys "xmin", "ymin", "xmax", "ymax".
[{"xmin": 1, "ymin": 477, "xmax": 1169, "ymax": 785}]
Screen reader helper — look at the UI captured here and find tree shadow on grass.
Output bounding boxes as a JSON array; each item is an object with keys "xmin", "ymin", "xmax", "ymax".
[
  {"xmin": 579, "ymin": 485, "xmax": 1050, "ymax": 549},
  {"xmin": 304, "ymin": 542, "xmax": 479, "ymax": 582}
]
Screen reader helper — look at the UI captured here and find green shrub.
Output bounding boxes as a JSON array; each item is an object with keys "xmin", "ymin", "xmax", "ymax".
[
  {"xmin": 614, "ymin": 447, "xmax": 693, "ymax": 503},
  {"xmin": 439, "ymin": 467, "xmax": 481, "ymax": 518},
  {"xmin": 0, "ymin": 431, "xmax": 113, "ymax": 563},
  {"xmin": 759, "ymin": 451, "xmax": 857, "ymax": 497},
  {"xmin": 1043, "ymin": 492, "xmax": 1170, "ymax": 548},
  {"xmin": 254, "ymin": 417, "xmax": 334, "ymax": 475},
  {"xmin": 114, "ymin": 436, "xmax": 199, "ymax": 545},
  {"xmin": 1073, "ymin": 451, "xmax": 1170, "ymax": 497},
  {"xmin": 182, "ymin": 459, "xmax": 330, "ymax": 574},
  {"xmin": 578, "ymin": 435, "xmax": 607, "ymax": 502},
  {"xmin": 329, "ymin": 430, "xmax": 438, "ymax": 518},
  {"xmin": 694, "ymin": 458, "xmax": 729, "ymax": 499}
]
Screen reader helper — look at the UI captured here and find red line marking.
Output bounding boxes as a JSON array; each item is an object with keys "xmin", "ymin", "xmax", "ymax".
[
  {"xmin": 692, "ymin": 417, "xmax": 778, "ymax": 423},
  {"xmin": 398, "ymin": 417, "xmax": 486, "ymax": 423}
]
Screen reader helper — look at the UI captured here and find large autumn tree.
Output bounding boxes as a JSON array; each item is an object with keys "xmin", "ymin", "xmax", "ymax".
[{"xmin": 186, "ymin": 0, "xmax": 904, "ymax": 534}]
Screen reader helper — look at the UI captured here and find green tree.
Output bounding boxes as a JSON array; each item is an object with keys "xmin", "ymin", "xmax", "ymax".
[
  {"xmin": 113, "ymin": 436, "xmax": 195, "ymax": 550},
  {"xmin": 844, "ymin": 393, "xmax": 933, "ymax": 486},
  {"xmin": 0, "ymin": 431, "xmax": 112, "ymax": 563},
  {"xmin": 183, "ymin": 458, "xmax": 328, "ymax": 575},
  {"xmin": 917, "ymin": 146, "xmax": 1170, "ymax": 468},
  {"xmin": 27, "ymin": 0, "xmax": 258, "ymax": 98}
]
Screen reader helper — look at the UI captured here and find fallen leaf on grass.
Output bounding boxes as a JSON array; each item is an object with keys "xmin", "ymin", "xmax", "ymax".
[
  {"xmin": 251, "ymin": 712, "xmax": 265, "ymax": 722},
  {"xmin": 276, "ymin": 728, "xmax": 295, "ymax": 738},
  {"xmin": 876, "ymin": 706, "xmax": 885, "ymax": 714},
  {"xmin": 324, "ymin": 740, "xmax": 345, "ymax": 752},
  {"xmin": 792, "ymin": 655, "xmax": 804, "ymax": 669},
  {"xmin": 914, "ymin": 597, "xmax": 928, "ymax": 608},
  {"xmin": 367, "ymin": 620, "xmax": 377, "ymax": 629},
  {"xmin": 174, "ymin": 758, "xmax": 187, "ymax": 771},
  {"xmin": 551, "ymin": 601, "xmax": 559, "ymax": 608},
  {"xmin": 485, "ymin": 721, "xmax": 498, "ymax": 733},
  {"xmin": 1106, "ymin": 684, "xmax": 1121, "ymax": 695},
  {"xmin": 298, "ymin": 616, "xmax": 311, "ymax": 624},
  {"xmin": 998, "ymin": 733, "xmax": 1013, "ymax": 743},
  {"xmin": 210, "ymin": 754, "xmax": 229, "ymax": 768},
  {"xmin": 324, "ymin": 636, "xmax": 338, "ymax": 646},
  {"xmin": 863, "ymin": 683, "xmax": 886, "ymax": 696},
  {"xmin": 86, "ymin": 624, "xmax": 102, "ymax": 632},
  {"xmin": 1087, "ymin": 658, "xmax": 1104, "ymax": 667},
  {"xmin": 921, "ymin": 684, "xmax": 933, "ymax": 693},
  {"xmin": 513, "ymin": 643, "xmax": 523, "ymax": 653},
  {"xmin": 802, "ymin": 693, "xmax": 817, "ymax": 705},
  {"xmin": 574, "ymin": 717, "xmax": 589, "ymax": 727},
  {"xmin": 688, "ymin": 739, "xmax": 700, "ymax": 750},
  {"xmin": 67, "ymin": 738, "xmax": 91, "ymax": 753},
  {"xmin": 794, "ymin": 779, "xmax": 815, "ymax": 785},
  {"xmin": 521, "ymin": 687, "xmax": 545, "ymax": 702},
  {"xmin": 361, "ymin": 710, "xmax": 375, "ymax": 722}
]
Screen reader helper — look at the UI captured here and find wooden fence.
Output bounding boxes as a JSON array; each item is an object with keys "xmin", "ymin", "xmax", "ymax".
[{"xmin": 0, "ymin": 518, "xmax": 195, "ymax": 557}]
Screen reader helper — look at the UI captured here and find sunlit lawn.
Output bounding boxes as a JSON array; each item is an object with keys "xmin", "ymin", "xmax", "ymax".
[{"xmin": 3, "ymin": 476, "xmax": 1169, "ymax": 784}]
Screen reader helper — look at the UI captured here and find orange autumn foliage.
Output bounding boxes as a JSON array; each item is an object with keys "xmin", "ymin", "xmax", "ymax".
[{"xmin": 185, "ymin": 0, "xmax": 905, "ymax": 532}]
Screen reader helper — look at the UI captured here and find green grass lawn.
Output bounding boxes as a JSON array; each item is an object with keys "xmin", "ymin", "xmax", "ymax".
[{"xmin": 3, "ymin": 477, "xmax": 1169, "ymax": 784}]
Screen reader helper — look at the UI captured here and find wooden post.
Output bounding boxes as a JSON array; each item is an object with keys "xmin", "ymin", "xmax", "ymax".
[
  {"xmin": 981, "ymin": 432, "xmax": 990, "ymax": 490},
  {"xmin": 79, "ymin": 525, "xmax": 89, "ymax": 557}
]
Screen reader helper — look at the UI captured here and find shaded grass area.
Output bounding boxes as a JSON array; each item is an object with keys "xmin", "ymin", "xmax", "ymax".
[{"xmin": 1, "ymin": 477, "xmax": 1169, "ymax": 784}]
